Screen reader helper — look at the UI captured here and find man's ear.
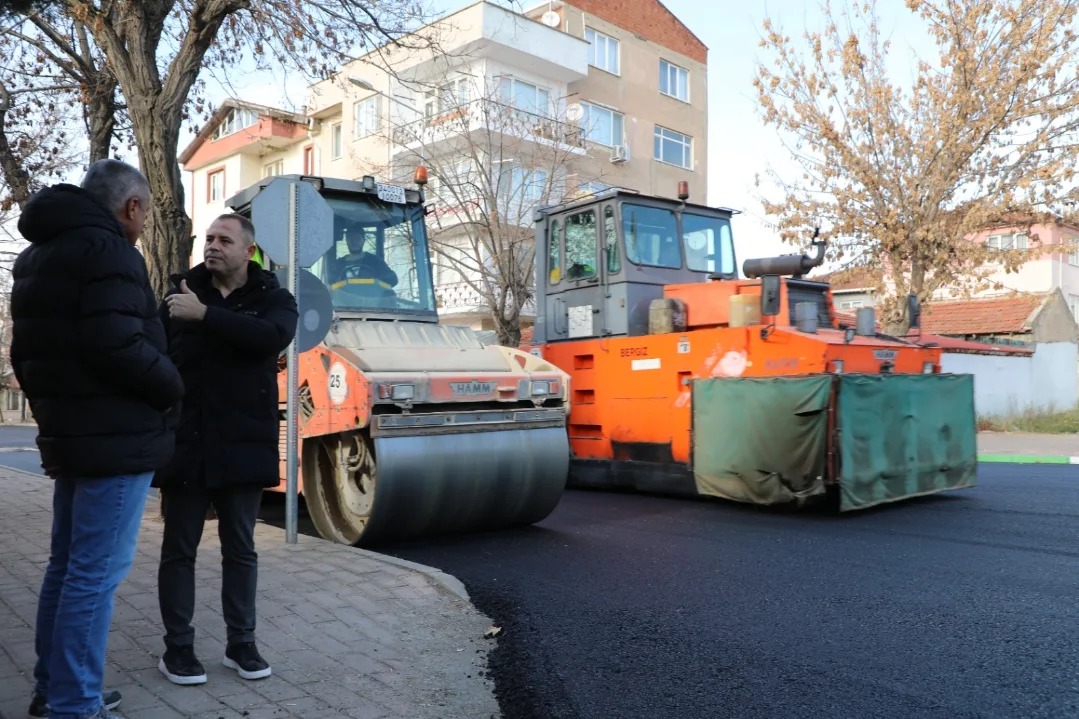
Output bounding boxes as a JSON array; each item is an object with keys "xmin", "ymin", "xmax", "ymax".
[{"xmin": 125, "ymin": 196, "xmax": 140, "ymax": 220}]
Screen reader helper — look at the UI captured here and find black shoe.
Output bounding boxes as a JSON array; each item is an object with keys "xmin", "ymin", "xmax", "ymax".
[
  {"xmin": 223, "ymin": 642, "xmax": 272, "ymax": 680},
  {"xmin": 28, "ymin": 688, "xmax": 121, "ymax": 717},
  {"xmin": 158, "ymin": 644, "xmax": 208, "ymax": 685}
]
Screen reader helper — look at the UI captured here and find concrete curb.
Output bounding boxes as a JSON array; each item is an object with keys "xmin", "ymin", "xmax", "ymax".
[
  {"xmin": 1, "ymin": 466, "xmax": 473, "ymax": 604},
  {"xmin": 978, "ymin": 454, "xmax": 1079, "ymax": 464}
]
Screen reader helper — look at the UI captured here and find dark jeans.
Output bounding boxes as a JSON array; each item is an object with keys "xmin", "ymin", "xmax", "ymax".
[{"xmin": 158, "ymin": 485, "xmax": 263, "ymax": 650}]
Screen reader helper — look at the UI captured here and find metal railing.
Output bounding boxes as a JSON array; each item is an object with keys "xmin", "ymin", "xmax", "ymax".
[{"xmin": 392, "ymin": 99, "xmax": 585, "ymax": 150}]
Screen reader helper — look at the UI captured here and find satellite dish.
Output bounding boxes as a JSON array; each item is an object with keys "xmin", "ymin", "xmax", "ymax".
[
  {"xmin": 565, "ymin": 103, "xmax": 583, "ymax": 122},
  {"xmin": 541, "ymin": 10, "xmax": 560, "ymax": 27},
  {"xmin": 275, "ymin": 267, "xmax": 334, "ymax": 353}
]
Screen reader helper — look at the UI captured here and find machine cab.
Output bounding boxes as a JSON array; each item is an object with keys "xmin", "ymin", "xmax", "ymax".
[
  {"xmin": 227, "ymin": 174, "xmax": 439, "ymax": 323},
  {"xmin": 533, "ymin": 187, "xmax": 737, "ymax": 343}
]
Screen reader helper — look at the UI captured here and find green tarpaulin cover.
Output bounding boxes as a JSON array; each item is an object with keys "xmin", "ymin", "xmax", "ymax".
[
  {"xmin": 692, "ymin": 373, "xmax": 977, "ymax": 511},
  {"xmin": 834, "ymin": 373, "xmax": 977, "ymax": 510},
  {"xmin": 692, "ymin": 376, "xmax": 831, "ymax": 505}
]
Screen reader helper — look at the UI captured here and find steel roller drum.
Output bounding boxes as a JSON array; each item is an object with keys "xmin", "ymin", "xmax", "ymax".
[{"xmin": 321, "ymin": 427, "xmax": 569, "ymax": 546}]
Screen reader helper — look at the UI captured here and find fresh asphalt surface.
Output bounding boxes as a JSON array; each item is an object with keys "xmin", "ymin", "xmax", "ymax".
[{"xmin": 3, "ymin": 427, "xmax": 1076, "ymax": 718}]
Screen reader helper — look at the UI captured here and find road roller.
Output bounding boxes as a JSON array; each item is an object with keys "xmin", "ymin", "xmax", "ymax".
[
  {"xmin": 530, "ymin": 182, "xmax": 977, "ymax": 511},
  {"xmin": 225, "ymin": 174, "xmax": 571, "ymax": 546}
]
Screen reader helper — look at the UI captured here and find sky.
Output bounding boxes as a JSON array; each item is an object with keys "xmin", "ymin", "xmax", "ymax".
[{"xmin": 176, "ymin": 0, "xmax": 933, "ymax": 270}]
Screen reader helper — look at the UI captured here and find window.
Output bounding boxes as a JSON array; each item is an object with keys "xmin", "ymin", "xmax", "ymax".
[
  {"xmin": 499, "ymin": 77, "xmax": 550, "ymax": 118},
  {"xmin": 303, "ymin": 145, "xmax": 315, "ymax": 174},
  {"xmin": 331, "ymin": 122, "xmax": 343, "ymax": 160},
  {"xmin": 839, "ymin": 299, "xmax": 866, "ymax": 309},
  {"xmin": 211, "ymin": 107, "xmax": 259, "ymax": 141},
  {"xmin": 262, "ymin": 160, "xmax": 283, "ymax": 178},
  {"xmin": 683, "ymin": 213, "xmax": 735, "ymax": 275},
  {"xmin": 207, "ymin": 169, "xmax": 224, "ymax": 202},
  {"xmin": 986, "ymin": 233, "xmax": 1028, "ymax": 251},
  {"xmin": 497, "ymin": 164, "xmax": 549, "ymax": 223},
  {"xmin": 659, "ymin": 60, "xmax": 689, "ymax": 102},
  {"xmin": 548, "ymin": 218, "xmax": 562, "ymax": 284},
  {"xmin": 604, "ymin": 206, "xmax": 620, "ymax": 273},
  {"xmin": 354, "ymin": 97, "xmax": 380, "ymax": 138},
  {"xmin": 654, "ymin": 126, "xmax": 692, "ymax": 168},
  {"xmin": 564, "ymin": 210, "xmax": 598, "ymax": 281},
  {"xmin": 585, "ymin": 28, "xmax": 619, "ymax": 74},
  {"xmin": 580, "ymin": 102, "xmax": 624, "ymax": 147},
  {"xmin": 622, "ymin": 203, "xmax": 682, "ymax": 268},
  {"xmin": 1067, "ymin": 237, "xmax": 1079, "ymax": 266},
  {"xmin": 424, "ymin": 78, "xmax": 469, "ymax": 123}
]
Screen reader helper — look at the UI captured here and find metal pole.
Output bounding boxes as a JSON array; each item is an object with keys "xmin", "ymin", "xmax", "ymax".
[{"xmin": 285, "ymin": 182, "xmax": 300, "ymax": 544}]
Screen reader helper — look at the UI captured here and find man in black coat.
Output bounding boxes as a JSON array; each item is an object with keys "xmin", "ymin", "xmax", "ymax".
[
  {"xmin": 154, "ymin": 212, "xmax": 297, "ymax": 686},
  {"xmin": 11, "ymin": 158, "xmax": 184, "ymax": 719}
]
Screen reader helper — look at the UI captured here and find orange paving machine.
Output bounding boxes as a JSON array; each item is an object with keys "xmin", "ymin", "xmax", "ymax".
[
  {"xmin": 531, "ymin": 184, "xmax": 977, "ymax": 511},
  {"xmin": 226, "ymin": 174, "xmax": 570, "ymax": 546}
]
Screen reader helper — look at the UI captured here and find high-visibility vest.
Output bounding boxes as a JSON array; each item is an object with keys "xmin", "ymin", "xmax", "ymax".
[{"xmin": 252, "ymin": 244, "xmax": 268, "ymax": 269}]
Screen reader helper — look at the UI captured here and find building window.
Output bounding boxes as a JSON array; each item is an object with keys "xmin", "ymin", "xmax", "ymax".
[
  {"xmin": 585, "ymin": 28, "xmax": 619, "ymax": 75},
  {"xmin": 496, "ymin": 164, "xmax": 549, "ymax": 222},
  {"xmin": 580, "ymin": 102, "xmax": 624, "ymax": 147},
  {"xmin": 654, "ymin": 126, "xmax": 692, "ymax": 168},
  {"xmin": 354, "ymin": 96, "xmax": 380, "ymax": 138},
  {"xmin": 985, "ymin": 233, "xmax": 1028, "ymax": 251},
  {"xmin": 839, "ymin": 299, "xmax": 866, "ymax": 309},
  {"xmin": 331, "ymin": 122, "xmax": 343, "ymax": 160},
  {"xmin": 303, "ymin": 145, "xmax": 315, "ymax": 174},
  {"xmin": 499, "ymin": 77, "xmax": 550, "ymax": 118},
  {"xmin": 262, "ymin": 160, "xmax": 284, "ymax": 178},
  {"xmin": 659, "ymin": 59, "xmax": 689, "ymax": 102},
  {"xmin": 424, "ymin": 78, "xmax": 469, "ymax": 123},
  {"xmin": 211, "ymin": 107, "xmax": 259, "ymax": 141},
  {"xmin": 207, "ymin": 169, "xmax": 224, "ymax": 202},
  {"xmin": 1067, "ymin": 236, "xmax": 1079, "ymax": 266}
]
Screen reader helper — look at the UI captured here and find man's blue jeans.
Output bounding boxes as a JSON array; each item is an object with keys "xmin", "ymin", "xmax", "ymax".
[{"xmin": 32, "ymin": 473, "xmax": 152, "ymax": 719}]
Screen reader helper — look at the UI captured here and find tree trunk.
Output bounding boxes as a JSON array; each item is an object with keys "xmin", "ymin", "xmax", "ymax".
[
  {"xmin": 0, "ymin": 81, "xmax": 34, "ymax": 210},
  {"xmin": 84, "ymin": 78, "xmax": 116, "ymax": 163}
]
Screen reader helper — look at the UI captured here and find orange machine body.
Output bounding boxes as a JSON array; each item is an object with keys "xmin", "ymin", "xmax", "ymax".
[{"xmin": 541, "ymin": 278, "xmax": 941, "ymax": 467}]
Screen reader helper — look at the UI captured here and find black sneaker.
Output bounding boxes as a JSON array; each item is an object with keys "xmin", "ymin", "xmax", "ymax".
[
  {"xmin": 158, "ymin": 644, "xmax": 208, "ymax": 685},
  {"xmin": 223, "ymin": 642, "xmax": 272, "ymax": 680},
  {"xmin": 28, "ymin": 688, "xmax": 121, "ymax": 717}
]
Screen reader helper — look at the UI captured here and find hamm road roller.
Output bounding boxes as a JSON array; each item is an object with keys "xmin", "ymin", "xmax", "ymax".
[
  {"xmin": 226, "ymin": 174, "xmax": 570, "ymax": 546},
  {"xmin": 530, "ymin": 183, "xmax": 977, "ymax": 511}
]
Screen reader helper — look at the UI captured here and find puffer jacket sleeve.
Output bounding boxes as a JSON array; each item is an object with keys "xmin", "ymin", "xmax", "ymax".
[
  {"xmin": 76, "ymin": 239, "xmax": 184, "ymax": 411},
  {"xmin": 201, "ymin": 287, "xmax": 299, "ymax": 356}
]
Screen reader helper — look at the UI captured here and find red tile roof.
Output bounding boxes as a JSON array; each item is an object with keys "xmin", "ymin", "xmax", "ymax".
[
  {"xmin": 921, "ymin": 295, "xmax": 1042, "ymax": 335},
  {"xmin": 811, "ymin": 266, "xmax": 881, "ymax": 291},
  {"xmin": 832, "ymin": 311, "xmax": 1033, "ymax": 354}
]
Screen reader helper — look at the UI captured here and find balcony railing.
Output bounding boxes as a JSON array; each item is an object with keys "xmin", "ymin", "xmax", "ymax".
[
  {"xmin": 435, "ymin": 279, "xmax": 537, "ymax": 318},
  {"xmin": 392, "ymin": 100, "xmax": 585, "ymax": 152}
]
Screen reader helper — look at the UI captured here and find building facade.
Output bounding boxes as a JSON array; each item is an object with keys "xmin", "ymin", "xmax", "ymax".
[{"xmin": 178, "ymin": 0, "xmax": 709, "ymax": 334}]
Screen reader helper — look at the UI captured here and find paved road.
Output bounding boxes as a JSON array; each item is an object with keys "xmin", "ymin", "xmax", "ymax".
[
  {"xmin": 3, "ymin": 427, "xmax": 1077, "ymax": 719},
  {"xmin": 0, "ymin": 425, "xmax": 43, "ymax": 475},
  {"xmin": 383, "ymin": 465, "xmax": 1079, "ymax": 719}
]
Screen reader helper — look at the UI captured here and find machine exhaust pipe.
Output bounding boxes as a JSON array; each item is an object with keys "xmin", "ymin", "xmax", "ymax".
[{"xmin": 742, "ymin": 228, "xmax": 826, "ymax": 279}]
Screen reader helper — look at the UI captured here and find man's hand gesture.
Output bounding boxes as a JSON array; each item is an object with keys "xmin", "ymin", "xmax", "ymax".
[{"xmin": 166, "ymin": 280, "xmax": 207, "ymax": 321}]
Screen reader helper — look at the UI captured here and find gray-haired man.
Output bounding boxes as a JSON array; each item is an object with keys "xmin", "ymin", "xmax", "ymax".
[{"xmin": 11, "ymin": 158, "xmax": 184, "ymax": 719}]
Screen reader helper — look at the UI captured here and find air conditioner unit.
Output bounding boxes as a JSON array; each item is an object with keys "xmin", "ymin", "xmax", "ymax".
[{"xmin": 610, "ymin": 144, "xmax": 629, "ymax": 163}]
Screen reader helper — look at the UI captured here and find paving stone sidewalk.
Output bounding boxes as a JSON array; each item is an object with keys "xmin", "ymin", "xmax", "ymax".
[{"xmin": 0, "ymin": 469, "xmax": 500, "ymax": 719}]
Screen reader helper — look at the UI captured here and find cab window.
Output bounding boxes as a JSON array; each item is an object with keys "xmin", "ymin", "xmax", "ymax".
[
  {"xmin": 604, "ymin": 205, "xmax": 620, "ymax": 273},
  {"xmin": 547, "ymin": 218, "xmax": 562, "ymax": 284},
  {"xmin": 565, "ymin": 209, "xmax": 597, "ymax": 280}
]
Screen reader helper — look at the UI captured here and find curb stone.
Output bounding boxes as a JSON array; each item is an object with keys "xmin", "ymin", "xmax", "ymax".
[{"xmin": 978, "ymin": 454, "xmax": 1079, "ymax": 465}]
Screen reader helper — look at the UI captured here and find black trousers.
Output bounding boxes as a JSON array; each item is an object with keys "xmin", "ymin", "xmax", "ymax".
[{"xmin": 158, "ymin": 484, "xmax": 263, "ymax": 650}]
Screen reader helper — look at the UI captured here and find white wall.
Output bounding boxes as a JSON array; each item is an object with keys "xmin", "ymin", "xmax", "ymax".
[{"xmin": 941, "ymin": 342, "xmax": 1078, "ymax": 418}]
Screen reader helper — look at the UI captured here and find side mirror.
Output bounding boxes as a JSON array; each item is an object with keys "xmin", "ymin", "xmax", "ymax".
[
  {"xmin": 761, "ymin": 275, "xmax": 781, "ymax": 317},
  {"xmin": 907, "ymin": 293, "xmax": 921, "ymax": 330}
]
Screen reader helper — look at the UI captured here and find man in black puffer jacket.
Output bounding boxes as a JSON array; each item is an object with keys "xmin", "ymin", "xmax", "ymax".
[
  {"xmin": 11, "ymin": 158, "xmax": 184, "ymax": 719},
  {"xmin": 154, "ymin": 212, "xmax": 297, "ymax": 687}
]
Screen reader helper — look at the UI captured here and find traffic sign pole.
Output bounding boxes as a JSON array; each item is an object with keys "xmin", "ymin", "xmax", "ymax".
[{"xmin": 285, "ymin": 183, "xmax": 300, "ymax": 545}]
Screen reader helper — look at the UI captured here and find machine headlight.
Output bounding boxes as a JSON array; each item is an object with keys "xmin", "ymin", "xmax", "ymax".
[
  {"xmin": 530, "ymin": 380, "xmax": 552, "ymax": 396},
  {"xmin": 923, "ymin": 361, "xmax": 935, "ymax": 374},
  {"xmin": 378, "ymin": 383, "xmax": 415, "ymax": 401}
]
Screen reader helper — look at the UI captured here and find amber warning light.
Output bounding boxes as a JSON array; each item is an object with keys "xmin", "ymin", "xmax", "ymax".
[
  {"xmin": 414, "ymin": 166, "xmax": 428, "ymax": 186},
  {"xmin": 678, "ymin": 181, "xmax": 689, "ymax": 201}
]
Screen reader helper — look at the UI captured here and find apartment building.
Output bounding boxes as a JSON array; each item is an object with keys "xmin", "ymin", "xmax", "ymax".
[{"xmin": 178, "ymin": 0, "xmax": 709, "ymax": 332}]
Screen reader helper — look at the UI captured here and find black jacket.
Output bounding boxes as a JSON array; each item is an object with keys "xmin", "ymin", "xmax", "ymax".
[
  {"xmin": 153, "ymin": 262, "xmax": 297, "ymax": 490},
  {"xmin": 9, "ymin": 184, "xmax": 184, "ymax": 478}
]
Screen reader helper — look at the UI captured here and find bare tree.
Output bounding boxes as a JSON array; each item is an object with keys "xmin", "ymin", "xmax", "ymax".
[
  {"xmin": 385, "ymin": 70, "xmax": 617, "ymax": 346},
  {"xmin": 753, "ymin": 0, "xmax": 1079, "ymax": 333},
  {"xmin": 0, "ymin": 0, "xmax": 439, "ymax": 296}
]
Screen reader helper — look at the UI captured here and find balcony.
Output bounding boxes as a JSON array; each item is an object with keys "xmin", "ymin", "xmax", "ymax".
[
  {"xmin": 435, "ymin": 280, "xmax": 537, "ymax": 320},
  {"xmin": 392, "ymin": 99, "xmax": 586, "ymax": 156}
]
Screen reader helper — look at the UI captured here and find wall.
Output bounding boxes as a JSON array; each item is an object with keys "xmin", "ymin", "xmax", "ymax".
[{"xmin": 941, "ymin": 342, "xmax": 1078, "ymax": 418}]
